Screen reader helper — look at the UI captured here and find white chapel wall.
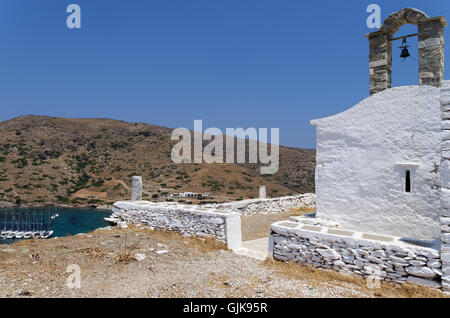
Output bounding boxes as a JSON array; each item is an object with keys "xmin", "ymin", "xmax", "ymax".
[{"xmin": 311, "ymin": 85, "xmax": 441, "ymax": 240}]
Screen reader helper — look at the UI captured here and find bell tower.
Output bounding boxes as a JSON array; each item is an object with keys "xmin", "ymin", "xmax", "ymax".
[{"xmin": 367, "ymin": 8, "xmax": 447, "ymax": 95}]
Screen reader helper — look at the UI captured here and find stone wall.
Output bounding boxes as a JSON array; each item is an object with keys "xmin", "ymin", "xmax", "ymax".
[
  {"xmin": 367, "ymin": 8, "xmax": 447, "ymax": 95},
  {"xmin": 418, "ymin": 17, "xmax": 447, "ymax": 87},
  {"xmin": 440, "ymin": 81, "xmax": 450, "ymax": 292},
  {"xmin": 111, "ymin": 201, "xmax": 242, "ymax": 250},
  {"xmin": 212, "ymin": 193, "xmax": 315, "ymax": 216},
  {"xmin": 270, "ymin": 220, "xmax": 442, "ymax": 289}
]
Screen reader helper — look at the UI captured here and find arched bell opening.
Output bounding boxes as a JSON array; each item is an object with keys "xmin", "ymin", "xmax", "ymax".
[
  {"xmin": 367, "ymin": 8, "xmax": 447, "ymax": 95},
  {"xmin": 391, "ymin": 24, "xmax": 420, "ymax": 87}
]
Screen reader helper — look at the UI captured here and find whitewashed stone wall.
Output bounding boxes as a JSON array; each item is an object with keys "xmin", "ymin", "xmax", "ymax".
[
  {"xmin": 440, "ymin": 80, "xmax": 450, "ymax": 292},
  {"xmin": 270, "ymin": 220, "xmax": 442, "ymax": 289},
  {"xmin": 112, "ymin": 201, "xmax": 242, "ymax": 249},
  {"xmin": 213, "ymin": 194, "xmax": 315, "ymax": 216},
  {"xmin": 311, "ymin": 85, "xmax": 442, "ymax": 240}
]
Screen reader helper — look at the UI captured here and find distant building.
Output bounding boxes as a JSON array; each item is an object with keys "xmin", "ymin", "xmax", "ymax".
[{"xmin": 170, "ymin": 192, "xmax": 209, "ymax": 198}]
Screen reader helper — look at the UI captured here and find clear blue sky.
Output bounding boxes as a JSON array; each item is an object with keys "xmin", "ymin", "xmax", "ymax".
[{"xmin": 0, "ymin": 1, "xmax": 448, "ymax": 148}]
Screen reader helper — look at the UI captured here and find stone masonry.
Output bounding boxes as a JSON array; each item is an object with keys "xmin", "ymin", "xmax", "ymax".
[
  {"xmin": 270, "ymin": 220, "xmax": 442, "ymax": 289},
  {"xmin": 419, "ymin": 17, "xmax": 447, "ymax": 87},
  {"xmin": 368, "ymin": 8, "xmax": 447, "ymax": 95},
  {"xmin": 131, "ymin": 176, "xmax": 142, "ymax": 202},
  {"xmin": 111, "ymin": 201, "xmax": 242, "ymax": 250},
  {"xmin": 440, "ymin": 81, "xmax": 450, "ymax": 292},
  {"xmin": 212, "ymin": 193, "xmax": 315, "ymax": 216}
]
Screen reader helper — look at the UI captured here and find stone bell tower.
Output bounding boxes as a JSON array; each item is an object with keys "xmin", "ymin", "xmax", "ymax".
[{"xmin": 367, "ymin": 8, "xmax": 447, "ymax": 95}]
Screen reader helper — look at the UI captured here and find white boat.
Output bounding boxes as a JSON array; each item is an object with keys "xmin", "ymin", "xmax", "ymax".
[{"xmin": 1, "ymin": 208, "xmax": 56, "ymax": 240}]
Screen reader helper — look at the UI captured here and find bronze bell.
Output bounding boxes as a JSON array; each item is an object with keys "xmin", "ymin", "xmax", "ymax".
[
  {"xmin": 400, "ymin": 47, "xmax": 410, "ymax": 60},
  {"xmin": 399, "ymin": 38, "xmax": 410, "ymax": 61}
]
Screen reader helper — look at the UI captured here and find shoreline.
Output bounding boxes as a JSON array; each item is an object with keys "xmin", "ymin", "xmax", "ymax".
[{"xmin": 0, "ymin": 201, "xmax": 113, "ymax": 211}]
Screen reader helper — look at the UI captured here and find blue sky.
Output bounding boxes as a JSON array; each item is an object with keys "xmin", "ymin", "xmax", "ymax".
[{"xmin": 0, "ymin": 1, "xmax": 448, "ymax": 148}]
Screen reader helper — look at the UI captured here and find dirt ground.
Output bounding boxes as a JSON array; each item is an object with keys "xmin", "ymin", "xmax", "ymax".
[
  {"xmin": 0, "ymin": 226, "xmax": 446, "ymax": 298},
  {"xmin": 241, "ymin": 207, "xmax": 315, "ymax": 241}
]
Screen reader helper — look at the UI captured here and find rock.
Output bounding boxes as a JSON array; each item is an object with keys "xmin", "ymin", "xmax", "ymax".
[
  {"xmin": 96, "ymin": 205, "xmax": 112, "ymax": 210},
  {"xmin": 406, "ymin": 276, "xmax": 441, "ymax": 288},
  {"xmin": 134, "ymin": 253, "xmax": 146, "ymax": 261},
  {"xmin": 354, "ymin": 259, "xmax": 364, "ymax": 268},
  {"xmin": 20, "ymin": 248, "xmax": 30, "ymax": 255},
  {"xmin": 317, "ymin": 248, "xmax": 341, "ymax": 260},
  {"xmin": 210, "ymin": 218, "xmax": 224, "ymax": 224},
  {"xmin": 409, "ymin": 260, "xmax": 426, "ymax": 267},
  {"xmin": 212, "ymin": 194, "xmax": 316, "ymax": 216},
  {"xmin": 432, "ymin": 268, "xmax": 443, "ymax": 276},
  {"xmin": 156, "ymin": 250, "xmax": 169, "ymax": 255},
  {"xmin": 2, "ymin": 248, "xmax": 16, "ymax": 253},
  {"xmin": 427, "ymin": 260, "xmax": 441, "ymax": 268},
  {"xmin": 356, "ymin": 249, "xmax": 369, "ymax": 258},
  {"xmin": 405, "ymin": 266, "xmax": 436, "ymax": 279},
  {"xmin": 416, "ymin": 249, "xmax": 440, "ymax": 259},
  {"xmin": 0, "ymin": 201, "xmax": 14, "ymax": 208},
  {"xmin": 441, "ymin": 252, "xmax": 450, "ymax": 263},
  {"xmin": 371, "ymin": 250, "xmax": 387, "ymax": 259},
  {"xmin": 333, "ymin": 260, "xmax": 346, "ymax": 267},
  {"xmin": 118, "ymin": 222, "xmax": 128, "ymax": 229},
  {"xmin": 443, "ymin": 266, "xmax": 450, "ymax": 275}
]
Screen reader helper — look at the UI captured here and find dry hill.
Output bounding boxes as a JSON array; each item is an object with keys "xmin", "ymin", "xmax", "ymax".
[{"xmin": 0, "ymin": 116, "xmax": 315, "ymax": 207}]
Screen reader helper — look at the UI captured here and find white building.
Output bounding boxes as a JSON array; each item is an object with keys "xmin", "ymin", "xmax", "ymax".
[
  {"xmin": 311, "ymin": 8, "xmax": 447, "ymax": 241},
  {"xmin": 311, "ymin": 85, "xmax": 442, "ymax": 240},
  {"xmin": 171, "ymin": 192, "xmax": 207, "ymax": 198}
]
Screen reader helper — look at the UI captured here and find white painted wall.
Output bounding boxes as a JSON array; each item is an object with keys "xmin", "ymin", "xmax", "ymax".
[{"xmin": 311, "ymin": 85, "xmax": 441, "ymax": 240}]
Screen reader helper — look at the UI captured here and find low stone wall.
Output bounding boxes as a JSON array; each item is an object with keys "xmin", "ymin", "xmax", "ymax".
[
  {"xmin": 213, "ymin": 193, "xmax": 316, "ymax": 216},
  {"xmin": 111, "ymin": 201, "xmax": 242, "ymax": 249},
  {"xmin": 270, "ymin": 220, "xmax": 443, "ymax": 289}
]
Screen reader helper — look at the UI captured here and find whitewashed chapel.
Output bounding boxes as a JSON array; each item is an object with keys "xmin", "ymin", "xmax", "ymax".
[
  {"xmin": 311, "ymin": 9, "xmax": 447, "ymax": 240},
  {"xmin": 311, "ymin": 8, "xmax": 448, "ymax": 241}
]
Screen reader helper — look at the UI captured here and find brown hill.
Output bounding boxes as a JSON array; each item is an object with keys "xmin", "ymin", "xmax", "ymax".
[{"xmin": 0, "ymin": 116, "xmax": 315, "ymax": 207}]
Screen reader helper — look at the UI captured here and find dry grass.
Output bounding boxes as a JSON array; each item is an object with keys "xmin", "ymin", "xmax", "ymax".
[
  {"xmin": 130, "ymin": 225, "xmax": 227, "ymax": 253},
  {"xmin": 114, "ymin": 233, "xmax": 141, "ymax": 264},
  {"xmin": 77, "ymin": 247, "xmax": 105, "ymax": 259},
  {"xmin": 3, "ymin": 224, "xmax": 446, "ymax": 298},
  {"xmin": 289, "ymin": 206, "xmax": 316, "ymax": 215},
  {"xmin": 263, "ymin": 259, "xmax": 447, "ymax": 298}
]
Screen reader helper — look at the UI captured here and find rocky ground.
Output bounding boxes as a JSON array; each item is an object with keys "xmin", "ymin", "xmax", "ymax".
[{"xmin": 0, "ymin": 226, "xmax": 446, "ymax": 298}]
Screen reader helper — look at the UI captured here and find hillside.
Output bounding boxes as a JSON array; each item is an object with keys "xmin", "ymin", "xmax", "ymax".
[{"xmin": 0, "ymin": 116, "xmax": 315, "ymax": 207}]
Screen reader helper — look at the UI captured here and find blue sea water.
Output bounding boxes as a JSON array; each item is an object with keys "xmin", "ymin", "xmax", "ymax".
[{"xmin": 0, "ymin": 208, "xmax": 112, "ymax": 244}]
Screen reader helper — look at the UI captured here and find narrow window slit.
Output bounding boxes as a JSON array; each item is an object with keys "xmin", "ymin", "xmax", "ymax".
[{"xmin": 405, "ymin": 170, "xmax": 411, "ymax": 193}]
